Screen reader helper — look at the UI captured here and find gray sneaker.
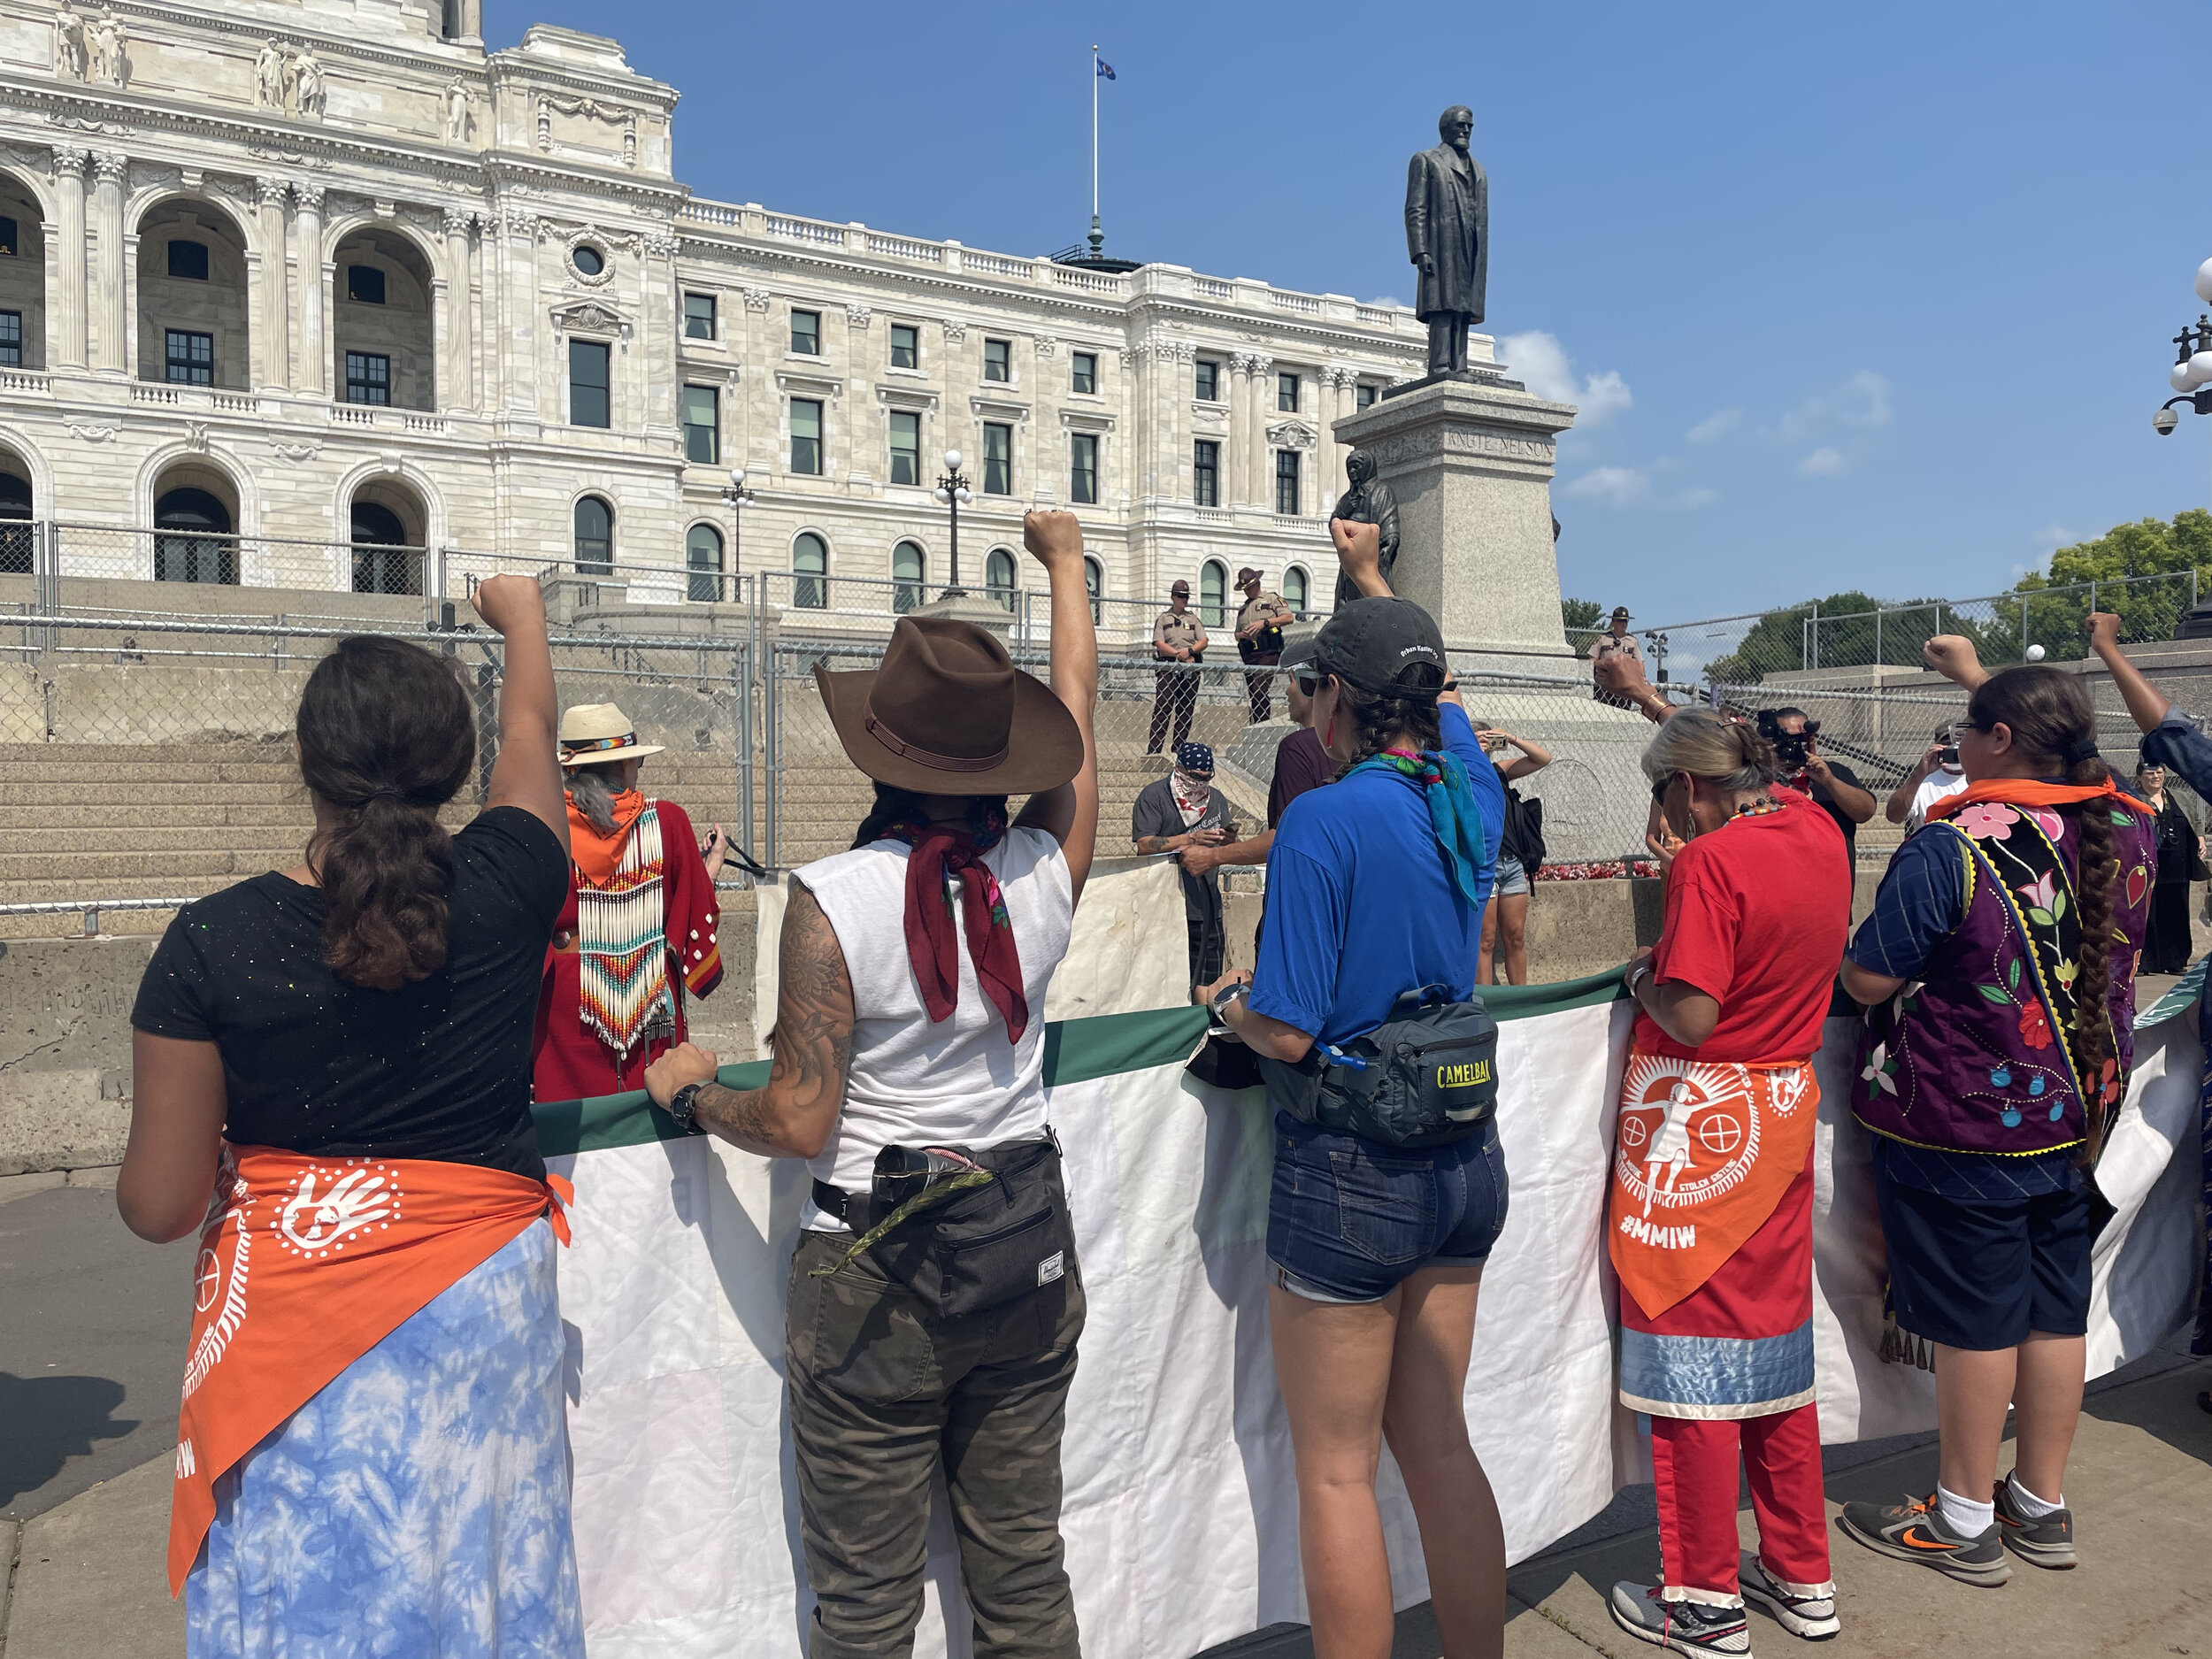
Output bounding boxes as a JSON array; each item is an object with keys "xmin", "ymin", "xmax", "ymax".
[
  {"xmin": 1607, "ymin": 1580, "xmax": 1753, "ymax": 1654},
  {"xmin": 1992, "ymin": 1470, "xmax": 2077, "ymax": 1570},
  {"xmin": 1836, "ymin": 1492, "xmax": 2011, "ymax": 1586},
  {"xmin": 1738, "ymin": 1552, "xmax": 1839, "ymax": 1640}
]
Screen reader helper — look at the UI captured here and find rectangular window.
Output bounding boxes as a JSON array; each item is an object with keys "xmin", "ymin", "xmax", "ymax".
[
  {"xmin": 1275, "ymin": 449, "xmax": 1301, "ymax": 516},
  {"xmin": 681, "ymin": 385, "xmax": 719, "ymax": 464},
  {"xmin": 165, "ymin": 329, "xmax": 213, "ymax": 386},
  {"xmin": 167, "ymin": 240, "xmax": 210, "ymax": 281},
  {"xmin": 888, "ymin": 410, "xmax": 921, "ymax": 486},
  {"xmin": 1277, "ymin": 371, "xmax": 1299, "ymax": 412},
  {"xmin": 0, "ymin": 216, "xmax": 19, "ymax": 257},
  {"xmin": 0, "ymin": 310, "xmax": 20, "ymax": 368},
  {"xmin": 984, "ymin": 337, "xmax": 1011, "ymax": 382},
  {"xmin": 790, "ymin": 309, "xmax": 820, "ymax": 355},
  {"xmin": 790, "ymin": 397, "xmax": 824, "ymax": 474},
  {"xmin": 1194, "ymin": 359, "xmax": 1219, "ymax": 401},
  {"xmin": 1193, "ymin": 440, "xmax": 1219, "ymax": 507},
  {"xmin": 1071, "ymin": 350, "xmax": 1097, "ymax": 395},
  {"xmin": 683, "ymin": 292, "xmax": 716, "ymax": 341},
  {"xmin": 1356, "ymin": 382, "xmax": 1378, "ymax": 409},
  {"xmin": 889, "ymin": 323, "xmax": 918, "ymax": 370},
  {"xmin": 1070, "ymin": 433, "xmax": 1099, "ymax": 505},
  {"xmin": 983, "ymin": 422, "xmax": 1012, "ymax": 495},
  {"xmin": 346, "ymin": 265, "xmax": 386, "ymax": 304},
  {"xmin": 344, "ymin": 351, "xmax": 391, "ymax": 405},
  {"xmin": 568, "ymin": 339, "xmax": 611, "ymax": 427}
]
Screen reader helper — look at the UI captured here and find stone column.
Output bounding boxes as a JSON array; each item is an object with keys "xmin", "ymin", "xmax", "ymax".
[
  {"xmin": 441, "ymin": 209, "xmax": 472, "ymax": 411},
  {"xmin": 1245, "ymin": 352, "xmax": 1273, "ymax": 508},
  {"xmin": 292, "ymin": 185, "xmax": 325, "ymax": 395},
  {"xmin": 1225, "ymin": 354, "xmax": 1251, "ymax": 508},
  {"xmin": 501, "ymin": 208, "xmax": 538, "ymax": 416},
  {"xmin": 255, "ymin": 177, "xmax": 289, "ymax": 391},
  {"xmin": 1333, "ymin": 377, "xmax": 1578, "ymax": 658},
  {"xmin": 90, "ymin": 150, "xmax": 126, "ymax": 373},
  {"xmin": 50, "ymin": 147, "xmax": 88, "ymax": 369}
]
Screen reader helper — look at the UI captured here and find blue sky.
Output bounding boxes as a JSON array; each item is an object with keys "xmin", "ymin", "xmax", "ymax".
[{"xmin": 488, "ymin": 0, "xmax": 2212, "ymax": 626}]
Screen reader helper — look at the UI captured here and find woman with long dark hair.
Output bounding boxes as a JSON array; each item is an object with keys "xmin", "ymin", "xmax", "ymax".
[
  {"xmin": 2130, "ymin": 758, "xmax": 2205, "ymax": 974},
  {"xmin": 1839, "ymin": 637, "xmax": 2154, "ymax": 1588},
  {"xmin": 643, "ymin": 512, "xmax": 1100, "ymax": 1658},
  {"xmin": 123, "ymin": 577, "xmax": 578, "ymax": 1654},
  {"xmin": 1196, "ymin": 580, "xmax": 1512, "ymax": 1659}
]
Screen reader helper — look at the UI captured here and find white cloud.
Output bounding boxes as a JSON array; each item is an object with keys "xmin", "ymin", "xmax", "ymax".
[
  {"xmin": 1778, "ymin": 371, "xmax": 1892, "ymax": 442},
  {"xmin": 1565, "ymin": 465, "xmax": 1649, "ymax": 504},
  {"xmin": 1686, "ymin": 408, "xmax": 1741, "ymax": 445},
  {"xmin": 1797, "ymin": 446, "xmax": 1847, "ymax": 477},
  {"xmin": 1670, "ymin": 487, "xmax": 1720, "ymax": 511},
  {"xmin": 2032, "ymin": 522, "xmax": 2080, "ymax": 553},
  {"xmin": 1500, "ymin": 331, "xmax": 1632, "ymax": 426}
]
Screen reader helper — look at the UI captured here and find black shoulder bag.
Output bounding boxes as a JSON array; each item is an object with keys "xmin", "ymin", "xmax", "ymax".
[{"xmin": 1256, "ymin": 985, "xmax": 1501, "ymax": 1148}]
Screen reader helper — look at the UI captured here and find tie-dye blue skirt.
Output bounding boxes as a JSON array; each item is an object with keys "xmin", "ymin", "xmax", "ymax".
[{"xmin": 187, "ymin": 1217, "xmax": 584, "ymax": 1657}]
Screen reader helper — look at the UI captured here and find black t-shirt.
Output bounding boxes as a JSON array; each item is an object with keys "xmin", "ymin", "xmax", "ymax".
[
  {"xmin": 1800, "ymin": 761, "xmax": 1865, "ymax": 866},
  {"xmin": 130, "ymin": 807, "xmax": 569, "ymax": 1179}
]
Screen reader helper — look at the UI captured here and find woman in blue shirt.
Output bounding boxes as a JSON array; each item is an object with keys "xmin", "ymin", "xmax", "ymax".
[{"xmin": 1202, "ymin": 592, "xmax": 1508, "ymax": 1659}]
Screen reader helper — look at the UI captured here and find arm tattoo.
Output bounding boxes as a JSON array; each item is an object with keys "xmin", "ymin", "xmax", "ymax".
[{"xmin": 691, "ymin": 880, "xmax": 854, "ymax": 1156}]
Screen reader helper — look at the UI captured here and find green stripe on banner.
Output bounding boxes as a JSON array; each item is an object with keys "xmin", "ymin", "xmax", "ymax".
[{"xmin": 528, "ymin": 970, "xmax": 1631, "ymax": 1160}]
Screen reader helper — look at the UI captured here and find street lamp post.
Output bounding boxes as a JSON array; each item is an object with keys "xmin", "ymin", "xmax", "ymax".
[
  {"xmin": 932, "ymin": 449, "xmax": 973, "ymax": 598},
  {"xmin": 721, "ymin": 466, "xmax": 755, "ymax": 603},
  {"xmin": 2153, "ymin": 260, "xmax": 2212, "ymax": 435}
]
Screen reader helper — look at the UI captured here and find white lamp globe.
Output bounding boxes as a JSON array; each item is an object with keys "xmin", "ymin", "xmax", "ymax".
[
  {"xmin": 2174, "ymin": 362, "xmax": 2198, "ymax": 393},
  {"xmin": 2025, "ymin": 643, "xmax": 2046, "ymax": 662},
  {"xmin": 2195, "ymin": 258, "xmax": 2212, "ymax": 305},
  {"xmin": 942, "ymin": 449, "xmax": 963, "ymax": 472},
  {"xmin": 2189, "ymin": 350, "xmax": 2212, "ymax": 385},
  {"xmin": 729, "ymin": 467, "xmax": 746, "ymax": 487},
  {"xmin": 956, "ymin": 488, "xmax": 973, "ymax": 504},
  {"xmin": 932, "ymin": 488, "xmax": 949, "ymax": 505}
]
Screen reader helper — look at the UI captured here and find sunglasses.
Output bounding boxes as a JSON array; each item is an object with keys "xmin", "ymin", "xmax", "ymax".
[
  {"xmin": 1650, "ymin": 772, "xmax": 1679, "ymax": 805},
  {"xmin": 1293, "ymin": 672, "xmax": 1321, "ymax": 695}
]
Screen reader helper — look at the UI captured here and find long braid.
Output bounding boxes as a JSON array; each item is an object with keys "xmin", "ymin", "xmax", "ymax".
[
  {"xmin": 1329, "ymin": 665, "xmax": 1446, "ymax": 780},
  {"xmin": 2069, "ymin": 753, "xmax": 2117, "ymax": 1144}
]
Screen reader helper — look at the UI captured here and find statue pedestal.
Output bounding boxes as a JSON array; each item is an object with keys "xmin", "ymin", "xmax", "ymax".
[
  {"xmin": 909, "ymin": 588, "xmax": 1017, "ymax": 639},
  {"xmin": 1333, "ymin": 375, "xmax": 1576, "ymax": 662}
]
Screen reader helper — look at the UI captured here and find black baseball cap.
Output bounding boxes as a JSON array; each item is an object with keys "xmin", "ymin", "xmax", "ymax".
[{"xmin": 1309, "ymin": 596, "xmax": 1448, "ymax": 695}]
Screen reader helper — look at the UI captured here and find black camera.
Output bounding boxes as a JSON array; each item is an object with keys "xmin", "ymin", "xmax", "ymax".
[{"xmin": 1755, "ymin": 709, "xmax": 1819, "ymax": 774}]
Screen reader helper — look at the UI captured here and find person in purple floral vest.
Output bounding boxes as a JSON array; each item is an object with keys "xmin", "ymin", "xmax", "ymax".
[{"xmin": 1834, "ymin": 634, "xmax": 2154, "ymax": 1590}]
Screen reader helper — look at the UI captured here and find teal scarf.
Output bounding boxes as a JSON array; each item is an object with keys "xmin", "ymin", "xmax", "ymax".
[{"xmin": 1348, "ymin": 746, "xmax": 1487, "ymax": 909}]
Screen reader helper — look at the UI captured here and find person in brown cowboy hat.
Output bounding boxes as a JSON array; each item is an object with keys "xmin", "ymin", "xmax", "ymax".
[
  {"xmin": 1148, "ymin": 576, "xmax": 1209, "ymax": 754},
  {"xmin": 530, "ymin": 702, "xmax": 728, "ymax": 1102},
  {"xmin": 1234, "ymin": 565, "xmax": 1296, "ymax": 724},
  {"xmin": 642, "ymin": 511, "xmax": 1100, "ymax": 1659}
]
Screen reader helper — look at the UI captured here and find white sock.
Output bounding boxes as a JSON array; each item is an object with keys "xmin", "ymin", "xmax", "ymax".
[
  {"xmin": 2007, "ymin": 1471, "xmax": 2065, "ymax": 1517},
  {"xmin": 1937, "ymin": 1483, "xmax": 1994, "ymax": 1537}
]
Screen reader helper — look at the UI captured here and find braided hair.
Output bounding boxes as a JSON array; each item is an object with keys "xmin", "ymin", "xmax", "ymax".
[{"xmin": 1328, "ymin": 661, "xmax": 1447, "ymax": 780}]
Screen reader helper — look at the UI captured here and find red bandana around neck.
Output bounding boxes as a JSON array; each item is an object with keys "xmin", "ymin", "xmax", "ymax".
[{"xmin": 880, "ymin": 816, "xmax": 1029, "ymax": 1044}]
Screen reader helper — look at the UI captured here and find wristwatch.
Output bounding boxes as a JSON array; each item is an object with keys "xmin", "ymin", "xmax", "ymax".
[
  {"xmin": 666, "ymin": 1081, "xmax": 706, "ymax": 1133},
  {"xmin": 1210, "ymin": 980, "xmax": 1249, "ymax": 1020}
]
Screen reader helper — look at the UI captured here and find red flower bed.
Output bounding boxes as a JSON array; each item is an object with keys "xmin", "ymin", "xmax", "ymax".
[{"xmin": 1534, "ymin": 860, "xmax": 1661, "ymax": 882}]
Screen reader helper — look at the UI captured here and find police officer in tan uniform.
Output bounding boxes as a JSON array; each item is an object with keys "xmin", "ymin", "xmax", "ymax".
[
  {"xmin": 1148, "ymin": 579, "xmax": 1209, "ymax": 755},
  {"xmin": 1233, "ymin": 567, "xmax": 1295, "ymax": 724}
]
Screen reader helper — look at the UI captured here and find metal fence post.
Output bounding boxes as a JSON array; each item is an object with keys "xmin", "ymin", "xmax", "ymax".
[
  {"xmin": 763, "ymin": 643, "xmax": 781, "ymax": 870},
  {"xmin": 1874, "ymin": 605, "xmax": 1882, "ymax": 667},
  {"xmin": 733, "ymin": 638, "xmax": 756, "ymax": 876}
]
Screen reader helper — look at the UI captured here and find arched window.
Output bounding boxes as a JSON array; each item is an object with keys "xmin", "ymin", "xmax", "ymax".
[
  {"xmin": 154, "ymin": 486, "xmax": 235, "ymax": 585},
  {"xmin": 1199, "ymin": 559, "xmax": 1228, "ymax": 629},
  {"xmin": 793, "ymin": 531, "xmax": 828, "ymax": 610},
  {"xmin": 892, "ymin": 540, "xmax": 926, "ymax": 614},
  {"xmin": 349, "ymin": 500, "xmax": 414, "ymax": 596},
  {"xmin": 1083, "ymin": 555, "xmax": 1102, "ymax": 624},
  {"xmin": 573, "ymin": 495, "xmax": 613, "ymax": 575},
  {"xmin": 687, "ymin": 523, "xmax": 726, "ymax": 603},
  {"xmin": 984, "ymin": 547, "xmax": 1018, "ymax": 613},
  {"xmin": 1283, "ymin": 565, "xmax": 1310, "ymax": 617},
  {"xmin": 0, "ymin": 470, "xmax": 31, "ymax": 577}
]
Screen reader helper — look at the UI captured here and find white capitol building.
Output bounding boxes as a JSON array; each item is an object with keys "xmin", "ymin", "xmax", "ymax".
[{"xmin": 0, "ymin": 0, "xmax": 1476, "ymax": 633}]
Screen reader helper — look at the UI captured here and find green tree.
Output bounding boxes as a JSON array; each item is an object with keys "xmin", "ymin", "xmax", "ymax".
[
  {"xmin": 1562, "ymin": 596, "xmax": 1603, "ymax": 631},
  {"xmin": 1703, "ymin": 590, "xmax": 1961, "ymax": 683},
  {"xmin": 2001, "ymin": 509, "xmax": 2212, "ymax": 661}
]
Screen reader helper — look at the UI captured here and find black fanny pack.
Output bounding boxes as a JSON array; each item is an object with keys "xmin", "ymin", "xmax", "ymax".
[
  {"xmin": 811, "ymin": 1132, "xmax": 1076, "ymax": 1319},
  {"xmin": 1256, "ymin": 985, "xmax": 1500, "ymax": 1148}
]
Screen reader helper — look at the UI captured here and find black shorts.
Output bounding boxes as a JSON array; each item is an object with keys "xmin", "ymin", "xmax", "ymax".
[{"xmin": 1873, "ymin": 1164, "xmax": 2092, "ymax": 1351}]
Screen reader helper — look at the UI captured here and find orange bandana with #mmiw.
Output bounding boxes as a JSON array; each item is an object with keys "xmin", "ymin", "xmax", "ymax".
[
  {"xmin": 1606, "ymin": 1048, "xmax": 1820, "ymax": 1319},
  {"xmin": 166, "ymin": 1145, "xmax": 571, "ymax": 1594}
]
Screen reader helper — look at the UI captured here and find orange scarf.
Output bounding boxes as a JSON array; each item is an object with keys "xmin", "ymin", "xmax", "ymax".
[
  {"xmin": 567, "ymin": 787, "xmax": 647, "ymax": 886},
  {"xmin": 168, "ymin": 1146, "xmax": 571, "ymax": 1594},
  {"xmin": 1607, "ymin": 1049, "xmax": 1821, "ymax": 1319},
  {"xmin": 1924, "ymin": 777, "xmax": 2149, "ymax": 824}
]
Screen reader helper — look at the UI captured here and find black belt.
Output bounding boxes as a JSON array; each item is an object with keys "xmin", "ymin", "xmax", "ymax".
[{"xmin": 812, "ymin": 1179, "xmax": 855, "ymax": 1224}]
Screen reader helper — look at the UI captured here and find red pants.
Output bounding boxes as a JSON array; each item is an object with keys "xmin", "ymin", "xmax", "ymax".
[{"xmin": 1651, "ymin": 1404, "xmax": 1832, "ymax": 1604}]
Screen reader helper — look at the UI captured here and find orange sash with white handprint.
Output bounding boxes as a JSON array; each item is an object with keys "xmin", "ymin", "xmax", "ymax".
[
  {"xmin": 166, "ymin": 1145, "xmax": 572, "ymax": 1594},
  {"xmin": 1606, "ymin": 1049, "xmax": 1819, "ymax": 1320}
]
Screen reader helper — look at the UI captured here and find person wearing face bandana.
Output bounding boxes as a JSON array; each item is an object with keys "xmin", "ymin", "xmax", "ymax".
[{"xmin": 1132, "ymin": 741, "xmax": 1239, "ymax": 991}]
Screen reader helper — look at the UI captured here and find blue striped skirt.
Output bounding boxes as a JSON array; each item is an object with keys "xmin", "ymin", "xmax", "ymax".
[{"xmin": 187, "ymin": 1217, "xmax": 583, "ymax": 1658}]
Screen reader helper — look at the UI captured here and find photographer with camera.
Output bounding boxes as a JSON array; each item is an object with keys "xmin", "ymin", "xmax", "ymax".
[
  {"xmin": 1760, "ymin": 706, "xmax": 1874, "ymax": 868},
  {"xmin": 1886, "ymin": 724, "xmax": 1970, "ymax": 832}
]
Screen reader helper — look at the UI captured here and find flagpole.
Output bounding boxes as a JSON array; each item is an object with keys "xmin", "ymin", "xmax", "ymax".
[{"xmin": 1090, "ymin": 44, "xmax": 1099, "ymax": 230}]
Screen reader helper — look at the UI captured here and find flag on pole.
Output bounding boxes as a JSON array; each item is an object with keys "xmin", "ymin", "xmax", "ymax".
[{"xmin": 1096, "ymin": 58, "xmax": 1116, "ymax": 79}]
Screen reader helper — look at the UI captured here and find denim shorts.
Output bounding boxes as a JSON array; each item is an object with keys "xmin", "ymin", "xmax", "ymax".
[
  {"xmin": 1493, "ymin": 855, "xmax": 1530, "ymax": 898},
  {"xmin": 1265, "ymin": 1111, "xmax": 1510, "ymax": 1303}
]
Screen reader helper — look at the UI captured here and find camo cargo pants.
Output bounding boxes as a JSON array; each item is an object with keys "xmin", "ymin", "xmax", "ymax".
[{"xmin": 786, "ymin": 1228, "xmax": 1087, "ymax": 1659}]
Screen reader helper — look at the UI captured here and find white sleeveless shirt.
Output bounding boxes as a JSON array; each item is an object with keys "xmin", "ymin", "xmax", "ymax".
[{"xmin": 795, "ymin": 826, "xmax": 1073, "ymax": 1227}]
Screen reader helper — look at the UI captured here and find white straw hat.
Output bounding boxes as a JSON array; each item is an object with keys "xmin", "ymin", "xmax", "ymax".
[{"xmin": 558, "ymin": 703, "xmax": 665, "ymax": 766}]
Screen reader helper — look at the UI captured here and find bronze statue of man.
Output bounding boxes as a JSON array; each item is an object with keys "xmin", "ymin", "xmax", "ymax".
[
  {"xmin": 1331, "ymin": 449, "xmax": 1400, "ymax": 609},
  {"xmin": 1405, "ymin": 105, "xmax": 1488, "ymax": 380}
]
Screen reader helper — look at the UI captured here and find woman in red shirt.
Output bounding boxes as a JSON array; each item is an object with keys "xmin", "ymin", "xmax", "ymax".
[{"xmin": 1605, "ymin": 710, "xmax": 1853, "ymax": 1655}]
